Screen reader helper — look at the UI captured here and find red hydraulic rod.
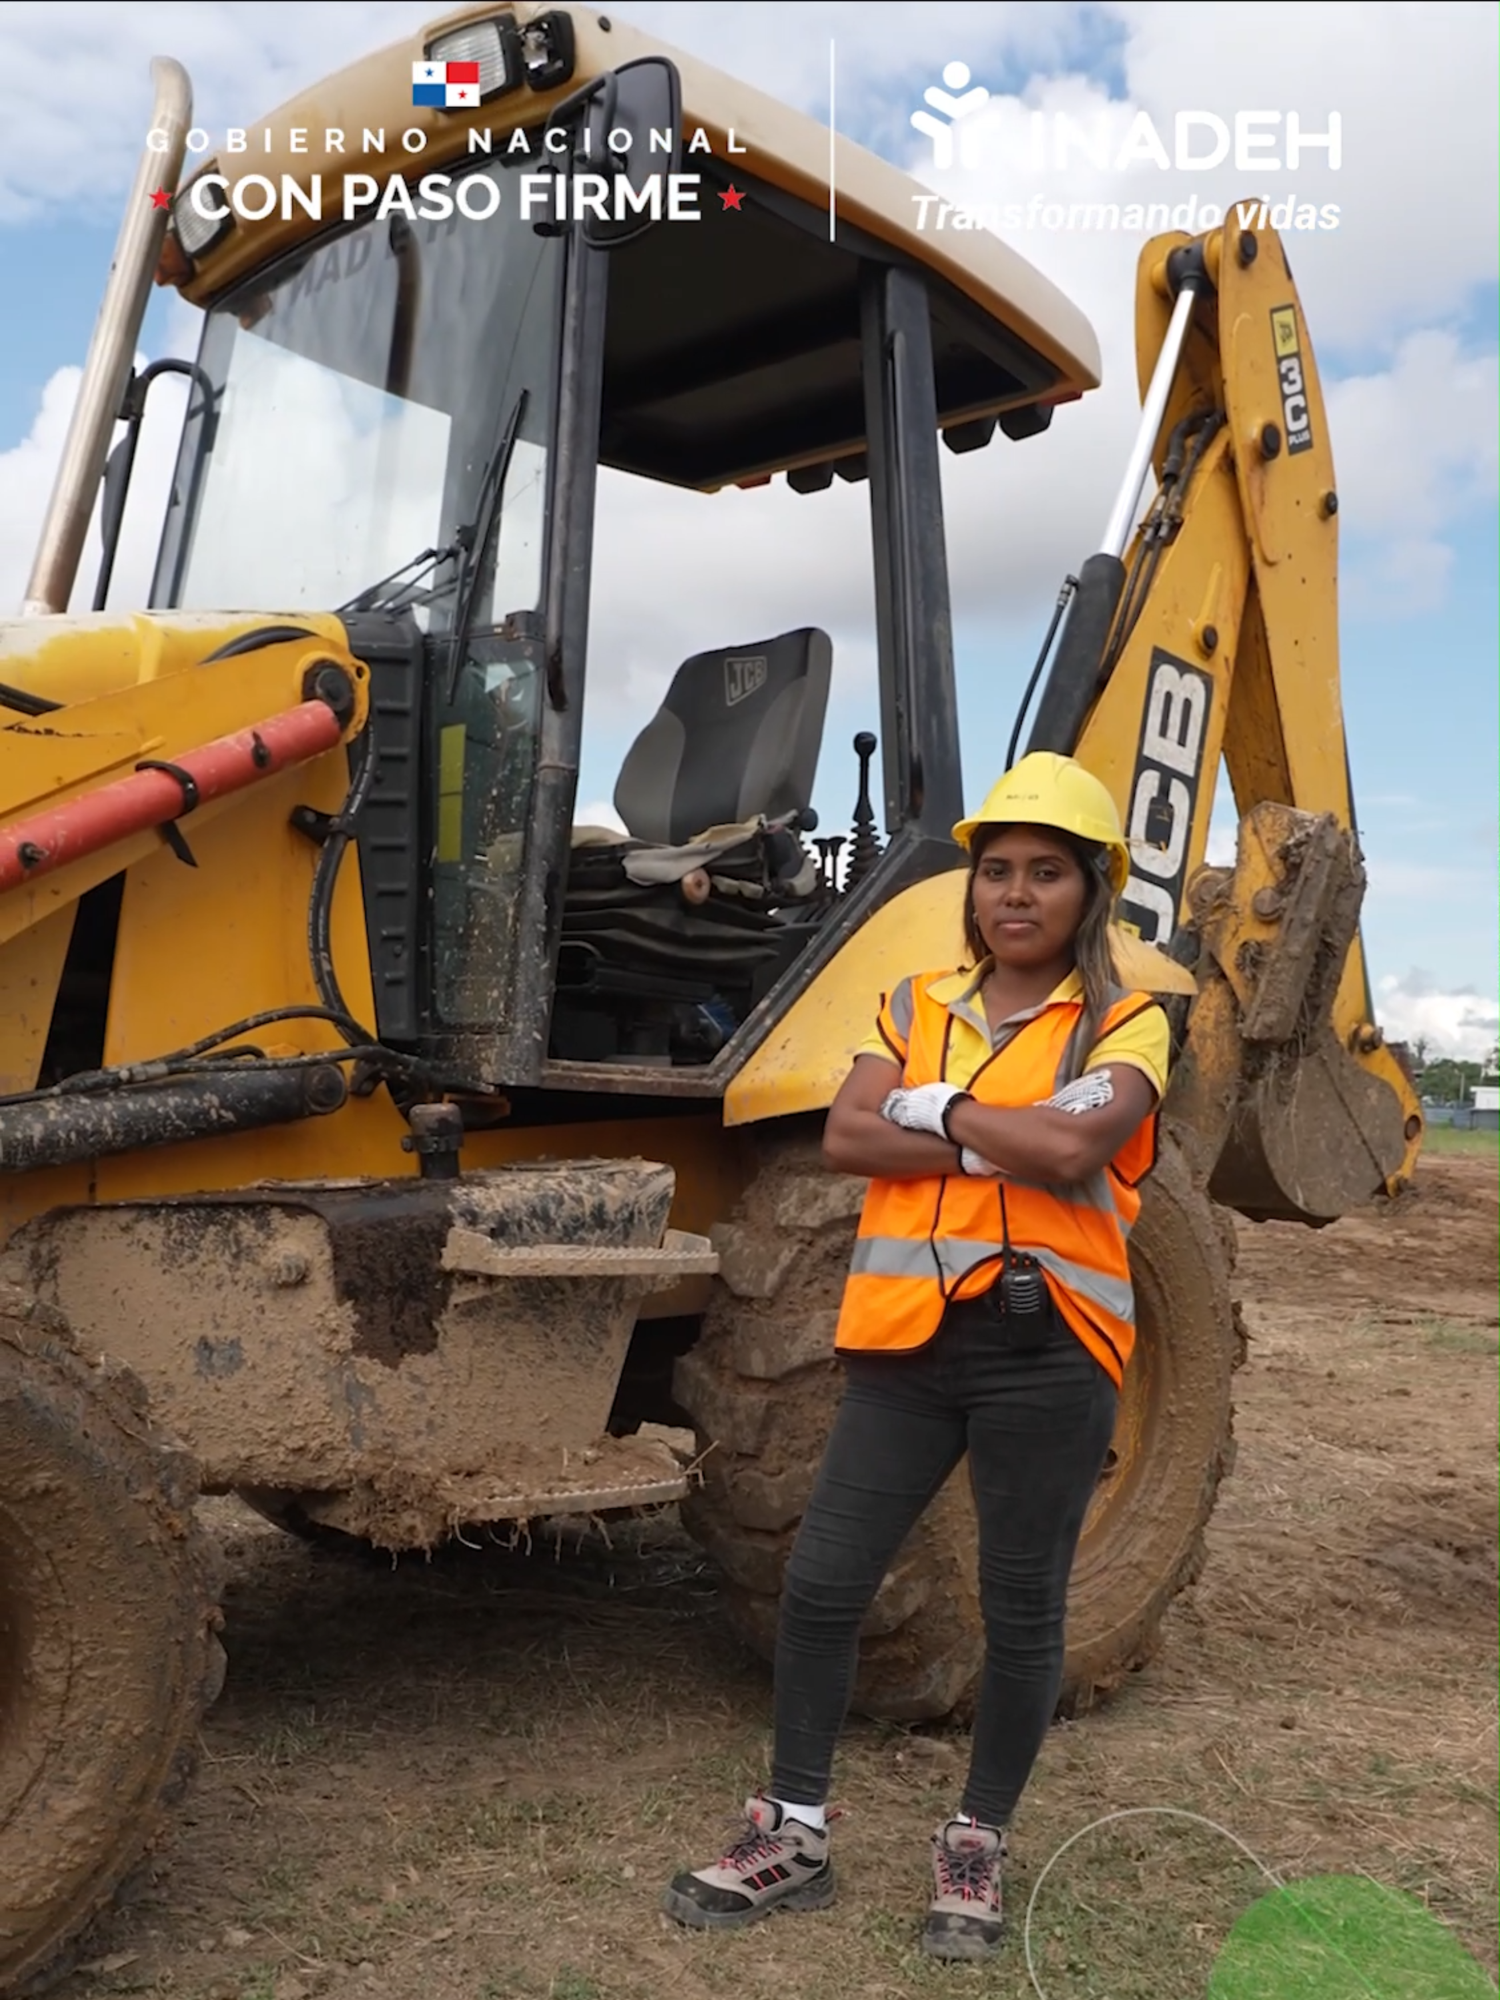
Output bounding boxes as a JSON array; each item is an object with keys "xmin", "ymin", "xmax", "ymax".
[{"xmin": 0, "ymin": 694, "xmax": 348, "ymax": 895}]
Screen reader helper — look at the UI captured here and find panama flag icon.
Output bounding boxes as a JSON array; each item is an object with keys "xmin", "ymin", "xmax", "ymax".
[{"xmin": 412, "ymin": 60, "xmax": 481, "ymax": 108}]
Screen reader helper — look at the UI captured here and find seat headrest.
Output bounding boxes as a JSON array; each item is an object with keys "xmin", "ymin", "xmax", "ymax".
[{"xmin": 613, "ymin": 627, "xmax": 832, "ymax": 845}]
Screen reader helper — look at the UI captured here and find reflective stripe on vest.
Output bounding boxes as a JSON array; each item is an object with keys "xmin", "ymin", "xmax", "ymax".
[
  {"xmin": 834, "ymin": 973, "xmax": 1159, "ymax": 1384},
  {"xmin": 847, "ymin": 1233, "xmax": 1137, "ymax": 1325}
]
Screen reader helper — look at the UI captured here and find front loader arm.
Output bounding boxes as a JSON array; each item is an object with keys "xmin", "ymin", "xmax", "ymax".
[
  {"xmin": 0, "ymin": 619, "xmax": 376, "ymax": 1189},
  {"xmin": 1042, "ymin": 215, "xmax": 1420, "ymax": 1219},
  {"xmin": 0, "ymin": 620, "xmax": 368, "ymax": 958}
]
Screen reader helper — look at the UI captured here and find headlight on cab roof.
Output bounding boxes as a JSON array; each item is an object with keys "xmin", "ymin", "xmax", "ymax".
[
  {"xmin": 425, "ymin": 16, "xmax": 525, "ymax": 101},
  {"xmin": 173, "ymin": 164, "xmax": 234, "ymax": 259}
]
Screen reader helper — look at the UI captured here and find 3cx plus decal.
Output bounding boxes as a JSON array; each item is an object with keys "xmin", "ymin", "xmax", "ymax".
[{"xmin": 1270, "ymin": 304, "xmax": 1314, "ymax": 455}]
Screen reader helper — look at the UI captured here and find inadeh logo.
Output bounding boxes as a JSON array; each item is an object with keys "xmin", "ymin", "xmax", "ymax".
[
  {"xmin": 910, "ymin": 65, "xmax": 1342, "ymax": 177},
  {"xmin": 910, "ymin": 63, "xmax": 991, "ymax": 170},
  {"xmin": 412, "ymin": 60, "xmax": 481, "ymax": 109}
]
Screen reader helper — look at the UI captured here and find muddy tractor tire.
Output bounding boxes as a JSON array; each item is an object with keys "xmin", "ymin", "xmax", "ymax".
[
  {"xmin": 0, "ymin": 1288, "xmax": 224, "ymax": 1993},
  {"xmin": 674, "ymin": 1129, "xmax": 1237, "ymax": 1721}
]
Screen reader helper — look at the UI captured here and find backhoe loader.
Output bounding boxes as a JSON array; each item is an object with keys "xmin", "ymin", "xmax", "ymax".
[{"xmin": 0, "ymin": 5, "xmax": 1420, "ymax": 1986}]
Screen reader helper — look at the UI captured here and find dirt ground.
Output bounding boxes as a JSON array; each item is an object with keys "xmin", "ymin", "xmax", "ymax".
[{"xmin": 55, "ymin": 1153, "xmax": 1497, "ymax": 2000}]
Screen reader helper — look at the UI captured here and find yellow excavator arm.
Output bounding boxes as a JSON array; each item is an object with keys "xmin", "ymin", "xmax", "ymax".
[
  {"xmin": 1058, "ymin": 216, "xmax": 1420, "ymax": 1218},
  {"xmin": 733, "ymin": 211, "xmax": 1420, "ymax": 1223},
  {"xmin": 1069, "ymin": 221, "xmax": 1361, "ymax": 989}
]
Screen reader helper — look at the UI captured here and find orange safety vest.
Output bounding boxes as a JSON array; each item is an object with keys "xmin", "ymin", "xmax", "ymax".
[{"xmin": 835, "ymin": 973, "xmax": 1160, "ymax": 1386}]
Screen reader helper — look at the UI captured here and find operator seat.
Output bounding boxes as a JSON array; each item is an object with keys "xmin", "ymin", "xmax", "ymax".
[
  {"xmin": 612, "ymin": 627, "xmax": 832, "ymax": 842},
  {"xmin": 556, "ymin": 629, "xmax": 832, "ymax": 1066}
]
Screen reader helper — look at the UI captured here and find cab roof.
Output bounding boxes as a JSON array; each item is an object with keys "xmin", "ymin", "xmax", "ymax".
[{"xmin": 168, "ymin": 3, "xmax": 1102, "ymax": 488}]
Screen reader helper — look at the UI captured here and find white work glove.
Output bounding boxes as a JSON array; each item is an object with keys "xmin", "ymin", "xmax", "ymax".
[
  {"xmin": 959, "ymin": 1147, "xmax": 1003, "ymax": 1177},
  {"xmin": 1040, "ymin": 1069, "xmax": 1115, "ymax": 1116},
  {"xmin": 879, "ymin": 1081, "xmax": 972, "ymax": 1138}
]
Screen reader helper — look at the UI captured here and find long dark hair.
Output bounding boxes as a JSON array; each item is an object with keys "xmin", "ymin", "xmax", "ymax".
[{"xmin": 962, "ymin": 824, "xmax": 1117, "ymax": 1066}]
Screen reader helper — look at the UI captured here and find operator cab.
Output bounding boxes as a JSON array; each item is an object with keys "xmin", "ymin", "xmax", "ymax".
[{"xmin": 146, "ymin": 30, "xmax": 1098, "ymax": 1092}]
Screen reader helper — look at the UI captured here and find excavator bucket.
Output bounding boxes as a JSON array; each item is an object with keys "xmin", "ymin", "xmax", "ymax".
[{"xmin": 1171, "ymin": 804, "xmax": 1412, "ymax": 1224}]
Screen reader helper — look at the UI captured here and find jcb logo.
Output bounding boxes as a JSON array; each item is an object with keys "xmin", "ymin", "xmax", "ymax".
[
  {"xmin": 1118, "ymin": 651, "xmax": 1213, "ymax": 947},
  {"xmin": 1270, "ymin": 304, "xmax": 1313, "ymax": 455},
  {"xmin": 724, "ymin": 654, "xmax": 767, "ymax": 706}
]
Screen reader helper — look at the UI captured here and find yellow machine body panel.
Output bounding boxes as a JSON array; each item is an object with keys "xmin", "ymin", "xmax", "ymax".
[
  {"xmin": 0, "ymin": 611, "xmax": 348, "ymax": 706},
  {"xmin": 0, "ymin": 907, "xmax": 77, "ymax": 1096},
  {"xmin": 0, "ymin": 614, "xmax": 744, "ymax": 1250}
]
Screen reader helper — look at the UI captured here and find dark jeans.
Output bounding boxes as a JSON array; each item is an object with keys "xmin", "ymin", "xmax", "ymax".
[{"xmin": 770, "ymin": 1291, "xmax": 1118, "ymax": 1828}]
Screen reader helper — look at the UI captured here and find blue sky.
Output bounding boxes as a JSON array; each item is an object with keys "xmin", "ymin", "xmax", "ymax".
[{"xmin": 1, "ymin": 2, "xmax": 1495, "ymax": 1053}]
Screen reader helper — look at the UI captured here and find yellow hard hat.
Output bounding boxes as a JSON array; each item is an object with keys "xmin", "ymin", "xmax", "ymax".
[{"xmin": 952, "ymin": 752, "xmax": 1131, "ymax": 894}]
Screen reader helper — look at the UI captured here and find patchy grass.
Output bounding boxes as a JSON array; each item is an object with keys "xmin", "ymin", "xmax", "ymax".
[
  {"xmin": 1417, "ymin": 1314, "xmax": 1500, "ymax": 1355},
  {"xmin": 1420, "ymin": 1122, "xmax": 1500, "ymax": 1158}
]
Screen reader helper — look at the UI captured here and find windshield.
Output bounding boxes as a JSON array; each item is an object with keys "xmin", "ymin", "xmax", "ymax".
[
  {"xmin": 153, "ymin": 163, "xmax": 567, "ymax": 1037},
  {"xmin": 153, "ymin": 162, "xmax": 562, "ymax": 622}
]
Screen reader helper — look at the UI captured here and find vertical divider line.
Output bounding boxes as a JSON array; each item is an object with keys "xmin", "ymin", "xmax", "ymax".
[{"xmin": 829, "ymin": 38, "xmax": 837, "ymax": 240}]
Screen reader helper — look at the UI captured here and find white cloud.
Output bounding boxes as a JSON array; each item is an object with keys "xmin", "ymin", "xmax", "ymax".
[
  {"xmin": 879, "ymin": 0, "xmax": 1496, "ymax": 628},
  {"xmin": 573, "ymin": 798, "xmax": 628, "ymax": 833},
  {"xmin": 0, "ymin": 367, "xmax": 80, "ymax": 612},
  {"xmin": 613, "ymin": 1, "xmax": 1129, "ymax": 121},
  {"xmin": 1376, "ymin": 969, "xmax": 1499, "ymax": 1062},
  {"xmin": 0, "ymin": 359, "xmax": 187, "ymax": 616},
  {"xmin": 587, "ymin": 465, "xmax": 879, "ymax": 740},
  {"xmin": 0, "ymin": 4, "xmax": 435, "ymax": 221},
  {"xmin": 893, "ymin": 5, "xmax": 1498, "ymax": 347},
  {"xmin": 1112, "ymin": 2, "xmax": 1498, "ymax": 350},
  {"xmin": 900, "ymin": 47, "xmax": 1497, "ymax": 615},
  {"xmin": 1327, "ymin": 333, "xmax": 1498, "ymax": 613}
]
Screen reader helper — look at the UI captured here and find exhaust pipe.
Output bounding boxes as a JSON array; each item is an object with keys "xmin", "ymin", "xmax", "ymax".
[{"xmin": 21, "ymin": 58, "xmax": 192, "ymax": 618}]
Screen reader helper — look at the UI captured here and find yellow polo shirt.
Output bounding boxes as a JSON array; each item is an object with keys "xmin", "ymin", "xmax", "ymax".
[{"xmin": 857, "ymin": 964, "xmax": 1170, "ymax": 1098}]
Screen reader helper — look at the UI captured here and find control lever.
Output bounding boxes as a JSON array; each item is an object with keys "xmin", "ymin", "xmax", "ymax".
[
  {"xmin": 823, "ymin": 834, "xmax": 846, "ymax": 894},
  {"xmin": 844, "ymin": 731, "xmax": 882, "ymax": 891}
]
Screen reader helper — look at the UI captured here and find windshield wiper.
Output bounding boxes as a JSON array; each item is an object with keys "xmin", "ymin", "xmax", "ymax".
[
  {"xmin": 447, "ymin": 387, "xmax": 530, "ymax": 700},
  {"xmin": 338, "ymin": 543, "xmax": 461, "ymax": 616},
  {"xmin": 339, "ymin": 386, "xmax": 529, "ymax": 631},
  {"xmin": 454, "ymin": 389, "xmax": 529, "ymax": 613}
]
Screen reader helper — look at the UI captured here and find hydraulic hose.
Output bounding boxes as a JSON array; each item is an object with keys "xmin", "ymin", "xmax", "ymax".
[
  {"xmin": 306, "ymin": 717, "xmax": 380, "ymax": 1044},
  {"xmin": 0, "ymin": 1063, "xmax": 348, "ymax": 1173}
]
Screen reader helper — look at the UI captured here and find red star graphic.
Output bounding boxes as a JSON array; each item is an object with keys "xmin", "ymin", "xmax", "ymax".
[
  {"xmin": 719, "ymin": 184, "xmax": 745, "ymax": 211},
  {"xmin": 148, "ymin": 187, "xmax": 172, "ymax": 211}
]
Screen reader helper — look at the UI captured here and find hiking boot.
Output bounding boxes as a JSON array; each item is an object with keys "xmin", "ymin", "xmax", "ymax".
[
  {"xmin": 662, "ymin": 1796, "xmax": 835, "ymax": 1930},
  {"xmin": 921, "ymin": 1816, "xmax": 1006, "ymax": 1960}
]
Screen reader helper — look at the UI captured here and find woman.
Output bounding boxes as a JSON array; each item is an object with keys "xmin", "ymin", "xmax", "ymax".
[{"xmin": 663, "ymin": 753, "xmax": 1172, "ymax": 1962}]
